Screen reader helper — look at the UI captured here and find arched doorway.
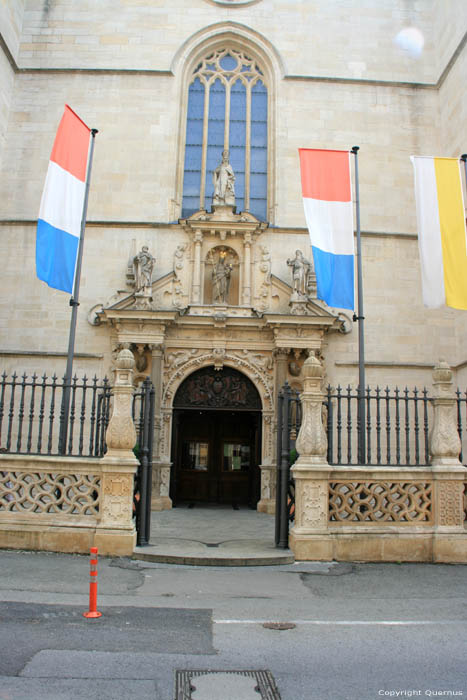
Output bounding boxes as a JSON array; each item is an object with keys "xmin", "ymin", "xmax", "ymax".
[{"xmin": 170, "ymin": 366, "xmax": 262, "ymax": 508}]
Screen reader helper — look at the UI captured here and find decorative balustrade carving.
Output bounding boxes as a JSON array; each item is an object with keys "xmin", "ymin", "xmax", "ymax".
[
  {"xmin": 0, "ymin": 470, "xmax": 100, "ymax": 516},
  {"xmin": 329, "ymin": 481, "xmax": 433, "ymax": 522}
]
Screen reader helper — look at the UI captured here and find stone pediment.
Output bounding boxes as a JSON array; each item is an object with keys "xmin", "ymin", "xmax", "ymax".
[
  {"xmin": 99, "ymin": 272, "xmax": 179, "ymax": 314},
  {"xmin": 180, "ymin": 205, "xmax": 267, "ymax": 241}
]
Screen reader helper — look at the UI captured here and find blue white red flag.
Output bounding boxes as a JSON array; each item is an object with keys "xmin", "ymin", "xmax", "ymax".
[
  {"xmin": 299, "ymin": 148, "xmax": 355, "ymax": 310},
  {"xmin": 36, "ymin": 105, "xmax": 91, "ymax": 293}
]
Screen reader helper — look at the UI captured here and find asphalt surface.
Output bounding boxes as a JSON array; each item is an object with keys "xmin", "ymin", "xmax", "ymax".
[{"xmin": 0, "ymin": 551, "xmax": 466, "ymax": 699}]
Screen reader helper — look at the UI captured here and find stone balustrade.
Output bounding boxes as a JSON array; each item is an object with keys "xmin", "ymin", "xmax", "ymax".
[
  {"xmin": 0, "ymin": 348, "xmax": 139, "ymax": 555},
  {"xmin": 290, "ymin": 356, "xmax": 467, "ymax": 563}
]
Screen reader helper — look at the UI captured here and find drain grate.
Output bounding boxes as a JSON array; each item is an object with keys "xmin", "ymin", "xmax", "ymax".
[
  {"xmin": 262, "ymin": 622, "xmax": 296, "ymax": 631},
  {"xmin": 175, "ymin": 670, "xmax": 281, "ymax": 699}
]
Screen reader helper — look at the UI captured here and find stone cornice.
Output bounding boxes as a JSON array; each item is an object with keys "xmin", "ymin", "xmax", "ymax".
[{"xmin": 0, "ymin": 219, "xmax": 419, "ymax": 240}]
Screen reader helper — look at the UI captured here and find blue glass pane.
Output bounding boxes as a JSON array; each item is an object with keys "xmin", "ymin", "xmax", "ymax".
[
  {"xmin": 205, "ymin": 79, "xmax": 226, "ymax": 203},
  {"xmin": 184, "ymin": 145, "xmax": 203, "ymax": 171},
  {"xmin": 188, "ymin": 78, "xmax": 205, "ymax": 117},
  {"xmin": 220, "ymin": 54, "xmax": 238, "ymax": 71},
  {"xmin": 250, "ymin": 146, "xmax": 267, "ymax": 172},
  {"xmin": 229, "ymin": 145, "xmax": 245, "ymax": 174},
  {"xmin": 186, "ymin": 118, "xmax": 203, "ymax": 145},
  {"xmin": 248, "ymin": 80, "xmax": 267, "ymax": 219},
  {"xmin": 250, "ymin": 172, "xmax": 267, "ymax": 191},
  {"xmin": 251, "ymin": 83, "xmax": 268, "ymax": 123},
  {"xmin": 182, "ymin": 198, "xmax": 200, "ymax": 218},
  {"xmin": 249, "ymin": 198, "xmax": 267, "ymax": 221},
  {"xmin": 182, "ymin": 79, "xmax": 206, "ymax": 214},
  {"xmin": 182, "ymin": 169, "xmax": 202, "ymax": 198},
  {"xmin": 231, "ymin": 168, "xmax": 245, "ymax": 212},
  {"xmin": 205, "ymin": 63, "xmax": 216, "ymax": 71}
]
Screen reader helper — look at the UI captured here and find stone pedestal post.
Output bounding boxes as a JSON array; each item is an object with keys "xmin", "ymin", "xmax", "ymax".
[
  {"xmin": 96, "ymin": 347, "xmax": 139, "ymax": 554},
  {"xmin": 289, "ymin": 353, "xmax": 333, "ymax": 560},
  {"xmin": 429, "ymin": 361, "xmax": 467, "ymax": 560}
]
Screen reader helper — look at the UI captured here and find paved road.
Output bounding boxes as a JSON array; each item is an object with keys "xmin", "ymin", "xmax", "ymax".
[{"xmin": 0, "ymin": 551, "xmax": 466, "ymax": 699}]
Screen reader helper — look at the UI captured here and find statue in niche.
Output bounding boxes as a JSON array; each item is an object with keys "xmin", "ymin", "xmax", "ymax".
[
  {"xmin": 212, "ymin": 251, "xmax": 233, "ymax": 303},
  {"xmin": 212, "ymin": 150, "xmax": 235, "ymax": 207},
  {"xmin": 287, "ymin": 249, "xmax": 313, "ymax": 297},
  {"xmin": 133, "ymin": 246, "xmax": 155, "ymax": 291}
]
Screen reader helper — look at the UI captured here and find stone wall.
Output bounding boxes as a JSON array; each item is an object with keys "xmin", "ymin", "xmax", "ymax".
[
  {"xmin": 18, "ymin": 0, "xmax": 436, "ymax": 81},
  {"xmin": 0, "ymin": 0, "xmax": 24, "ymax": 167},
  {"xmin": 0, "ymin": 1, "xmax": 466, "ymax": 395}
]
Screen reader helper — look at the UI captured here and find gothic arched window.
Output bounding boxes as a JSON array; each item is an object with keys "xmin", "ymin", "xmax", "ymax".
[{"xmin": 182, "ymin": 48, "xmax": 268, "ymax": 221}]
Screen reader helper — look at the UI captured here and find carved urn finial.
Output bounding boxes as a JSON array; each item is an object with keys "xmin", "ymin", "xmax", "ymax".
[
  {"xmin": 105, "ymin": 348, "xmax": 137, "ymax": 453},
  {"xmin": 295, "ymin": 352, "xmax": 328, "ymax": 461}
]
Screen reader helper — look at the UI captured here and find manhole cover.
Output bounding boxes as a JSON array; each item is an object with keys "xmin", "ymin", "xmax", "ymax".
[
  {"xmin": 175, "ymin": 670, "xmax": 281, "ymax": 699},
  {"xmin": 262, "ymin": 622, "xmax": 296, "ymax": 631}
]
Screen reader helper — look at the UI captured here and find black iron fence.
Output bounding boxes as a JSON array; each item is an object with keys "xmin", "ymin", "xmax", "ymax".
[
  {"xmin": 0, "ymin": 370, "xmax": 156, "ymax": 545},
  {"xmin": 0, "ymin": 371, "xmax": 111, "ymax": 457},
  {"xmin": 325, "ymin": 385, "xmax": 431, "ymax": 467},
  {"xmin": 275, "ymin": 381, "xmax": 467, "ymax": 548}
]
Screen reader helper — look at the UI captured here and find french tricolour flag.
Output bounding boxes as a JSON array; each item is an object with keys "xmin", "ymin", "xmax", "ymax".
[
  {"xmin": 299, "ymin": 148, "xmax": 355, "ymax": 310},
  {"xmin": 36, "ymin": 105, "xmax": 91, "ymax": 293}
]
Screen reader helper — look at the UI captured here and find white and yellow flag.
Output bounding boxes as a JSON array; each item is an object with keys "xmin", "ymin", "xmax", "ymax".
[{"xmin": 411, "ymin": 156, "xmax": 467, "ymax": 310}]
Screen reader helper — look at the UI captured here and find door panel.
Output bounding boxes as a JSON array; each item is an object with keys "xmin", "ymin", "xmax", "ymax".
[{"xmin": 172, "ymin": 410, "xmax": 260, "ymax": 506}]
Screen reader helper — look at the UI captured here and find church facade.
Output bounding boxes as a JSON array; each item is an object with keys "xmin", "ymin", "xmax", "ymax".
[{"xmin": 1, "ymin": 0, "xmax": 467, "ymax": 514}]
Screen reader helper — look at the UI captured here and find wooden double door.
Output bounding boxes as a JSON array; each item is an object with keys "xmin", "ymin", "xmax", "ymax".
[{"xmin": 171, "ymin": 409, "xmax": 261, "ymax": 507}]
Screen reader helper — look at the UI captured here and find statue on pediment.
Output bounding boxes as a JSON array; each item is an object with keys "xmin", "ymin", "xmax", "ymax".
[
  {"xmin": 133, "ymin": 245, "xmax": 155, "ymax": 291},
  {"xmin": 287, "ymin": 250, "xmax": 313, "ymax": 298}
]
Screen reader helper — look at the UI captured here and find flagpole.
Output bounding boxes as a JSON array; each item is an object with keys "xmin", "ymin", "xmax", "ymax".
[
  {"xmin": 58, "ymin": 128, "xmax": 98, "ymax": 455},
  {"xmin": 351, "ymin": 146, "xmax": 366, "ymax": 465},
  {"xmin": 462, "ymin": 154, "xmax": 467, "ymax": 194}
]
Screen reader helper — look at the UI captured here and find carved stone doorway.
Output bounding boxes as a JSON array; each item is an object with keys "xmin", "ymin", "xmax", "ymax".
[{"xmin": 170, "ymin": 366, "xmax": 262, "ymax": 507}]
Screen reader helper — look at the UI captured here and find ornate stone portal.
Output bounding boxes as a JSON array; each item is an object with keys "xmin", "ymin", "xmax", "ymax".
[{"xmin": 96, "ymin": 200, "xmax": 344, "ymax": 514}]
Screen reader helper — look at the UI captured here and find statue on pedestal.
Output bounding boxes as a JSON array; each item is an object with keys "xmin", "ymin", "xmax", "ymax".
[
  {"xmin": 287, "ymin": 250, "xmax": 313, "ymax": 297},
  {"xmin": 212, "ymin": 252, "xmax": 233, "ymax": 304},
  {"xmin": 212, "ymin": 150, "xmax": 235, "ymax": 207},
  {"xmin": 133, "ymin": 246, "xmax": 155, "ymax": 291}
]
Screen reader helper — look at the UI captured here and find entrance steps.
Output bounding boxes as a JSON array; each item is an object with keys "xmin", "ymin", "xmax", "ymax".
[{"xmin": 132, "ymin": 504, "xmax": 294, "ymax": 566}]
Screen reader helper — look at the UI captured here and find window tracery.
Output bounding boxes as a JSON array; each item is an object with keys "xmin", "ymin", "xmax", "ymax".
[{"xmin": 182, "ymin": 48, "xmax": 268, "ymax": 221}]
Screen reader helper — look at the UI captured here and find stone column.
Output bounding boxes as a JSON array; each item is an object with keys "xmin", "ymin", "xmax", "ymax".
[
  {"xmin": 289, "ymin": 353, "xmax": 333, "ymax": 561},
  {"xmin": 96, "ymin": 347, "xmax": 139, "ymax": 555},
  {"xmin": 429, "ymin": 361, "xmax": 467, "ymax": 561},
  {"xmin": 191, "ymin": 229, "xmax": 203, "ymax": 304},
  {"xmin": 259, "ymin": 349, "xmax": 289, "ymax": 515},
  {"xmin": 274, "ymin": 348, "xmax": 289, "ymax": 396},
  {"xmin": 242, "ymin": 233, "xmax": 252, "ymax": 306},
  {"xmin": 150, "ymin": 343, "xmax": 172, "ymax": 511}
]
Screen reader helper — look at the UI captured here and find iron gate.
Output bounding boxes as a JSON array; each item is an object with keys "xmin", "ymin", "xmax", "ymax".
[
  {"xmin": 275, "ymin": 383, "xmax": 301, "ymax": 549},
  {"xmin": 132, "ymin": 377, "xmax": 155, "ymax": 546}
]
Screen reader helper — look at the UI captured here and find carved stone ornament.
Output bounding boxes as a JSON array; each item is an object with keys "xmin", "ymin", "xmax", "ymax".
[
  {"xmin": 173, "ymin": 365, "xmax": 261, "ymax": 410},
  {"xmin": 298, "ymin": 482, "xmax": 327, "ymax": 529},
  {"xmin": 105, "ymin": 348, "xmax": 137, "ymax": 453},
  {"xmin": 437, "ymin": 480, "xmax": 464, "ymax": 527},
  {"xmin": 429, "ymin": 361, "xmax": 462, "ymax": 464},
  {"xmin": 295, "ymin": 354, "xmax": 328, "ymax": 461},
  {"xmin": 102, "ymin": 475, "xmax": 133, "ymax": 525},
  {"xmin": 162, "ymin": 352, "xmax": 274, "ymax": 412}
]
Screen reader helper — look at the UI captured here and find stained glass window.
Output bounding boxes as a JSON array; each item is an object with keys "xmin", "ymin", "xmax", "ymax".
[{"xmin": 182, "ymin": 49, "xmax": 268, "ymax": 221}]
